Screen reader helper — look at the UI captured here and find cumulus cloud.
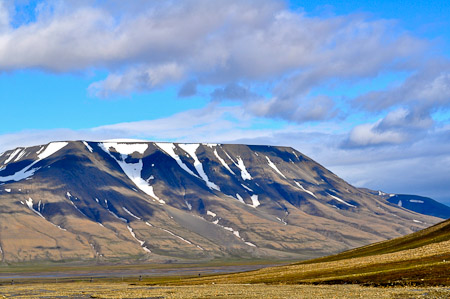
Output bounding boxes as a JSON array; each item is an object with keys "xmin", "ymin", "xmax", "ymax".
[
  {"xmin": 178, "ymin": 80, "xmax": 198, "ymax": 97},
  {"xmin": 89, "ymin": 63, "xmax": 185, "ymax": 97},
  {"xmin": 355, "ymin": 61, "xmax": 450, "ymax": 113},
  {"xmin": 0, "ymin": 0, "xmax": 10, "ymax": 32},
  {"xmin": 0, "ymin": 0, "xmax": 430, "ymax": 123},
  {"xmin": 211, "ymin": 83, "xmax": 258, "ymax": 101},
  {"xmin": 345, "ymin": 108, "xmax": 433, "ymax": 147},
  {"xmin": 248, "ymin": 95, "xmax": 338, "ymax": 122}
]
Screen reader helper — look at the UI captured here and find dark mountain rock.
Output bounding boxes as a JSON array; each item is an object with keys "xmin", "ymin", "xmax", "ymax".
[{"xmin": 386, "ymin": 194, "xmax": 450, "ymax": 219}]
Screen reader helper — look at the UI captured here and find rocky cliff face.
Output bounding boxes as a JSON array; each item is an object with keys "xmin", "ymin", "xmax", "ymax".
[{"xmin": 0, "ymin": 141, "xmax": 441, "ymax": 263}]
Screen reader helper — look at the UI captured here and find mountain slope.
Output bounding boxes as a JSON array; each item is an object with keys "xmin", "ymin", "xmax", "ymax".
[
  {"xmin": 0, "ymin": 140, "xmax": 442, "ymax": 263},
  {"xmin": 180, "ymin": 217, "xmax": 450, "ymax": 286},
  {"xmin": 385, "ymin": 194, "xmax": 450, "ymax": 219}
]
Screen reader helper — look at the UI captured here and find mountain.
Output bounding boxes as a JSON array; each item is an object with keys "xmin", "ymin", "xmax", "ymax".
[
  {"xmin": 0, "ymin": 140, "xmax": 443, "ymax": 263},
  {"xmin": 384, "ymin": 194, "xmax": 450, "ymax": 219},
  {"xmin": 183, "ymin": 216, "xmax": 450, "ymax": 286}
]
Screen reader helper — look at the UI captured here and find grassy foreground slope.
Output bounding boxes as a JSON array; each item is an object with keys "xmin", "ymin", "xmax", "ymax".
[{"xmin": 161, "ymin": 218, "xmax": 450, "ymax": 286}]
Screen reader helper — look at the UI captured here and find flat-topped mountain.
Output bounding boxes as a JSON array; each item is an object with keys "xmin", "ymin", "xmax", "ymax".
[{"xmin": 0, "ymin": 140, "xmax": 443, "ymax": 263}]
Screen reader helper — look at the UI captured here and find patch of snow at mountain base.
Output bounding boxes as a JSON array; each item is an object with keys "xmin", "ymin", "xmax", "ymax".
[
  {"xmin": 25, "ymin": 197, "xmax": 45, "ymax": 219},
  {"xmin": 214, "ymin": 149, "xmax": 235, "ymax": 175},
  {"xmin": 295, "ymin": 182, "xmax": 317, "ymax": 198},
  {"xmin": 4, "ymin": 189, "xmax": 11, "ymax": 193},
  {"xmin": 160, "ymin": 228, "xmax": 194, "ymax": 246},
  {"xmin": 127, "ymin": 225, "xmax": 151, "ymax": 253},
  {"xmin": 185, "ymin": 201, "xmax": 192, "ymax": 210},
  {"xmin": 276, "ymin": 217, "xmax": 287, "ymax": 225},
  {"xmin": 214, "ymin": 220, "xmax": 256, "ymax": 247},
  {"xmin": 266, "ymin": 156, "xmax": 286, "ymax": 179},
  {"xmin": 207, "ymin": 210, "xmax": 216, "ymax": 218},
  {"xmin": 236, "ymin": 193, "xmax": 245, "ymax": 204},
  {"xmin": 178, "ymin": 143, "xmax": 220, "ymax": 191},
  {"xmin": 398, "ymin": 200, "xmax": 402, "ymax": 207},
  {"xmin": 0, "ymin": 142, "xmax": 68, "ymax": 183},
  {"xmin": 155, "ymin": 143, "xmax": 200, "ymax": 178},
  {"xmin": 413, "ymin": 219, "xmax": 423, "ymax": 223}
]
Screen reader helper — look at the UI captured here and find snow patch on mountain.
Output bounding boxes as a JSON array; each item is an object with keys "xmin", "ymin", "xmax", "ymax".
[
  {"xmin": 127, "ymin": 225, "xmax": 151, "ymax": 253},
  {"xmin": 295, "ymin": 182, "xmax": 317, "ymax": 198},
  {"xmin": 155, "ymin": 143, "xmax": 200, "ymax": 178},
  {"xmin": 214, "ymin": 149, "xmax": 235, "ymax": 175},
  {"xmin": 235, "ymin": 157, "xmax": 252, "ymax": 180},
  {"xmin": 266, "ymin": 156, "xmax": 286, "ymax": 179},
  {"xmin": 83, "ymin": 141, "xmax": 93, "ymax": 153},
  {"xmin": 329, "ymin": 194, "xmax": 356, "ymax": 207},
  {"xmin": 213, "ymin": 219, "xmax": 256, "ymax": 247},
  {"xmin": 66, "ymin": 192, "xmax": 89, "ymax": 218},
  {"xmin": 0, "ymin": 142, "xmax": 68, "ymax": 183},
  {"xmin": 100, "ymin": 143, "xmax": 164, "ymax": 204},
  {"xmin": 102, "ymin": 142, "xmax": 148, "ymax": 156},
  {"xmin": 250, "ymin": 195, "xmax": 260, "ymax": 208},
  {"xmin": 241, "ymin": 184, "xmax": 253, "ymax": 192},
  {"xmin": 410, "ymin": 199, "xmax": 424, "ymax": 203},
  {"xmin": 160, "ymin": 228, "xmax": 195, "ymax": 246},
  {"xmin": 236, "ymin": 193, "xmax": 245, "ymax": 204},
  {"xmin": 13, "ymin": 149, "xmax": 27, "ymax": 162},
  {"xmin": 25, "ymin": 198, "xmax": 45, "ymax": 219},
  {"xmin": 4, "ymin": 148, "xmax": 22, "ymax": 164},
  {"xmin": 179, "ymin": 143, "xmax": 220, "ymax": 191},
  {"xmin": 123, "ymin": 207, "xmax": 141, "ymax": 220}
]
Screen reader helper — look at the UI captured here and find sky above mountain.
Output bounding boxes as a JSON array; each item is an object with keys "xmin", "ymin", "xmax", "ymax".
[{"xmin": 1, "ymin": 0, "xmax": 450, "ymax": 204}]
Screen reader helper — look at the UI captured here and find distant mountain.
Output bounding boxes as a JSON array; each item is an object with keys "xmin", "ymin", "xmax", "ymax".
[
  {"xmin": 385, "ymin": 194, "xmax": 450, "ymax": 219},
  {"xmin": 0, "ymin": 141, "xmax": 442, "ymax": 263}
]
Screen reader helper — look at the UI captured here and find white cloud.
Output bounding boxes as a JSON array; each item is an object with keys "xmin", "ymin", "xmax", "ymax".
[
  {"xmin": 347, "ymin": 122, "xmax": 406, "ymax": 147},
  {"xmin": 89, "ymin": 63, "xmax": 185, "ymax": 97},
  {"xmin": 0, "ymin": 0, "xmax": 430, "ymax": 124},
  {"xmin": 355, "ymin": 62, "xmax": 450, "ymax": 113},
  {"xmin": 0, "ymin": 0, "xmax": 9, "ymax": 32}
]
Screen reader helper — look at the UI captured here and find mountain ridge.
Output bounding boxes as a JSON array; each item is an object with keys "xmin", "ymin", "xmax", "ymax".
[{"xmin": 0, "ymin": 140, "xmax": 443, "ymax": 263}]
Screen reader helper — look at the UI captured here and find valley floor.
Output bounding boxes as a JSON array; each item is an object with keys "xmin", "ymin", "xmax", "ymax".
[{"xmin": 1, "ymin": 281, "xmax": 450, "ymax": 298}]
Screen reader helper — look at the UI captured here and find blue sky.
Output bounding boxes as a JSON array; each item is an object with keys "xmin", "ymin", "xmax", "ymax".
[{"xmin": 1, "ymin": 0, "xmax": 450, "ymax": 204}]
